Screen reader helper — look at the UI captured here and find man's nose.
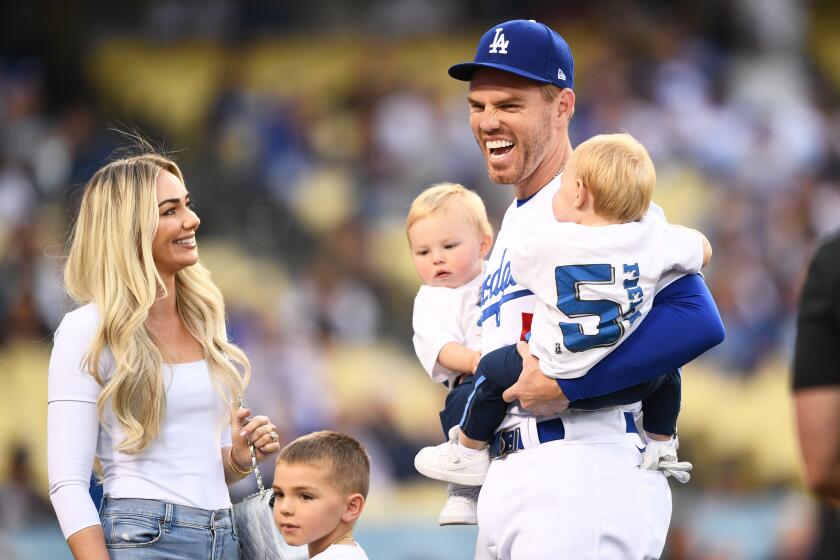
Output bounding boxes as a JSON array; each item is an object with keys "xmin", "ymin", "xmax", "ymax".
[{"xmin": 480, "ymin": 109, "xmax": 501, "ymax": 132}]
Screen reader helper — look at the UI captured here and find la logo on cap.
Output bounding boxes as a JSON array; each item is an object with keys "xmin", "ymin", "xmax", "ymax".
[{"xmin": 488, "ymin": 28, "xmax": 509, "ymax": 54}]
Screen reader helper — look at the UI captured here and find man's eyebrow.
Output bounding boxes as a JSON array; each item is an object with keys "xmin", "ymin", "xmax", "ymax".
[{"xmin": 467, "ymin": 94, "xmax": 523, "ymax": 105}]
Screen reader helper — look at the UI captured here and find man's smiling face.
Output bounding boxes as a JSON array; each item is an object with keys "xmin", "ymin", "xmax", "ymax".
[{"xmin": 468, "ymin": 68, "xmax": 558, "ymax": 189}]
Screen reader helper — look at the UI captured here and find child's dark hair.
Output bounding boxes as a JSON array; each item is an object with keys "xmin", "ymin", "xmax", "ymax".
[{"xmin": 277, "ymin": 430, "xmax": 370, "ymax": 498}]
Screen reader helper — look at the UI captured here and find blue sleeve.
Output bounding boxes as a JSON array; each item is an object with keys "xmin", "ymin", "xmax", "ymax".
[{"xmin": 557, "ymin": 274, "xmax": 725, "ymax": 401}]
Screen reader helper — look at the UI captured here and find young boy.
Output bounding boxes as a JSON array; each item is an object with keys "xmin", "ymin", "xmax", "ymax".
[
  {"xmin": 272, "ymin": 431, "xmax": 371, "ymax": 559},
  {"xmin": 407, "ymin": 182, "xmax": 493, "ymax": 525},
  {"xmin": 414, "ymin": 133, "xmax": 711, "ymax": 487}
]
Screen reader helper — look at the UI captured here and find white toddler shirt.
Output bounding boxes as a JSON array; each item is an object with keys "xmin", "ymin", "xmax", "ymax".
[
  {"xmin": 479, "ymin": 174, "xmax": 690, "ymax": 427},
  {"xmin": 412, "ymin": 271, "xmax": 483, "ymax": 386},
  {"xmin": 47, "ymin": 303, "xmax": 233, "ymax": 539},
  {"xmin": 511, "ymin": 214, "xmax": 704, "ymax": 378}
]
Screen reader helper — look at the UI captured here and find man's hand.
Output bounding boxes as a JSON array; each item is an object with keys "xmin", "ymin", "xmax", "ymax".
[{"xmin": 502, "ymin": 342, "xmax": 570, "ymax": 416}]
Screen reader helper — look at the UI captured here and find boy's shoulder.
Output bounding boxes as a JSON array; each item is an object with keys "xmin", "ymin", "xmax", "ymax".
[{"xmin": 311, "ymin": 543, "xmax": 369, "ymax": 559}]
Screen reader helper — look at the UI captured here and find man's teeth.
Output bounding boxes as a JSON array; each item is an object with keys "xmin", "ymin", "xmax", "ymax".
[{"xmin": 486, "ymin": 140, "xmax": 514, "ymax": 149}]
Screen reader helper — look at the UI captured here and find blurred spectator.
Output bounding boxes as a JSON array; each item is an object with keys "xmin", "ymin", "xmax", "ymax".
[{"xmin": 0, "ymin": 444, "xmax": 53, "ymax": 530}]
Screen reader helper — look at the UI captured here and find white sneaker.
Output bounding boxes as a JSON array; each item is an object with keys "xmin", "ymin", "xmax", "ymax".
[
  {"xmin": 439, "ymin": 483, "xmax": 479, "ymax": 526},
  {"xmin": 414, "ymin": 429, "xmax": 490, "ymax": 486},
  {"xmin": 641, "ymin": 437, "xmax": 693, "ymax": 483}
]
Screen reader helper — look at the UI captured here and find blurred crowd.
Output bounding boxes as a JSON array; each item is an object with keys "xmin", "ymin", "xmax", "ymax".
[{"xmin": 2, "ymin": 0, "xmax": 840, "ymax": 558}]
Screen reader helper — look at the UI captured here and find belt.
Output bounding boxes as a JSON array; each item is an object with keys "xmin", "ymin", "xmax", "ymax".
[{"xmin": 489, "ymin": 411, "xmax": 639, "ymax": 459}]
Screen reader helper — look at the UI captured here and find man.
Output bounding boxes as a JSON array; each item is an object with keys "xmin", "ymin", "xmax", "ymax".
[
  {"xmin": 448, "ymin": 20, "xmax": 725, "ymax": 559},
  {"xmin": 792, "ymin": 231, "xmax": 840, "ymax": 556}
]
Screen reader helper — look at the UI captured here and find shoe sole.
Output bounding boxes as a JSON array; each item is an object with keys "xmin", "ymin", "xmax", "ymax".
[
  {"xmin": 414, "ymin": 457, "xmax": 486, "ymax": 486},
  {"xmin": 439, "ymin": 517, "xmax": 478, "ymax": 526}
]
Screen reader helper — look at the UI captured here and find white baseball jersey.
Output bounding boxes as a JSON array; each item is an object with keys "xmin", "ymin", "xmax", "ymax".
[
  {"xmin": 512, "ymin": 215, "xmax": 704, "ymax": 379},
  {"xmin": 478, "ymin": 177, "xmax": 560, "ymax": 425},
  {"xmin": 412, "ymin": 270, "xmax": 483, "ymax": 386}
]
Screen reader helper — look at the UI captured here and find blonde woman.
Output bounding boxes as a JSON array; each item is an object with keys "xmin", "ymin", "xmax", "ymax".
[{"xmin": 47, "ymin": 152, "xmax": 281, "ymax": 559}]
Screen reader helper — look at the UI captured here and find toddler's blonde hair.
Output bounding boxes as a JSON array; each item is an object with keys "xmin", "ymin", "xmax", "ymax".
[
  {"xmin": 406, "ymin": 182, "xmax": 493, "ymax": 241},
  {"xmin": 572, "ymin": 133, "xmax": 655, "ymax": 223}
]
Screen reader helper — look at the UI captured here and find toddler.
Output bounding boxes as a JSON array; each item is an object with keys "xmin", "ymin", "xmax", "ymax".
[{"xmin": 407, "ymin": 182, "xmax": 493, "ymax": 525}]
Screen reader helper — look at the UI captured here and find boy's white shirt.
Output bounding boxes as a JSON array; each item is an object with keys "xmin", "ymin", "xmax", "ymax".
[
  {"xmin": 412, "ymin": 270, "xmax": 483, "ymax": 385},
  {"xmin": 310, "ymin": 543, "xmax": 370, "ymax": 559},
  {"xmin": 512, "ymin": 213, "xmax": 704, "ymax": 378}
]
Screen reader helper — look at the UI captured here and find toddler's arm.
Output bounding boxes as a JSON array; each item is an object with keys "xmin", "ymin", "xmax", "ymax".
[
  {"xmin": 412, "ymin": 285, "xmax": 480, "ymax": 384},
  {"xmin": 671, "ymin": 224, "xmax": 712, "ymax": 266},
  {"xmin": 438, "ymin": 343, "xmax": 481, "ymax": 375}
]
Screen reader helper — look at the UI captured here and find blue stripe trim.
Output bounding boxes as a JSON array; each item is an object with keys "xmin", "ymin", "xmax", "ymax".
[
  {"xmin": 459, "ymin": 375, "xmax": 487, "ymax": 426},
  {"xmin": 478, "ymin": 289, "xmax": 533, "ymax": 327},
  {"xmin": 516, "ymin": 192, "xmax": 538, "ymax": 207},
  {"xmin": 624, "ymin": 411, "xmax": 639, "ymax": 434}
]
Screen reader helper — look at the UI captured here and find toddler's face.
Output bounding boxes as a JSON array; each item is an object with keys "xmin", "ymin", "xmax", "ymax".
[
  {"xmin": 272, "ymin": 461, "xmax": 347, "ymax": 553},
  {"xmin": 408, "ymin": 212, "xmax": 489, "ymax": 288}
]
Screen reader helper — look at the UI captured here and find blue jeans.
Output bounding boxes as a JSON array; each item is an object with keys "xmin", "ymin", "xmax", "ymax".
[{"xmin": 99, "ymin": 496, "xmax": 241, "ymax": 560}]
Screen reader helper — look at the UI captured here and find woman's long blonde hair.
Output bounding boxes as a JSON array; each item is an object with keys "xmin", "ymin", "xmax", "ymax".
[{"xmin": 64, "ymin": 153, "xmax": 250, "ymax": 454}]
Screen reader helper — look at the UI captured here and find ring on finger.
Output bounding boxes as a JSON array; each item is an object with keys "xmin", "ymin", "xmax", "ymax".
[{"xmin": 270, "ymin": 431, "xmax": 279, "ymax": 443}]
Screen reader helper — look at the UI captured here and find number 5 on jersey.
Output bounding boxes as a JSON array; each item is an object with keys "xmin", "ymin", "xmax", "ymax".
[{"xmin": 554, "ymin": 264, "xmax": 625, "ymax": 352}]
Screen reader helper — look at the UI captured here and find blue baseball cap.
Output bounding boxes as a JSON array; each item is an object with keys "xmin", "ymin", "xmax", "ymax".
[{"xmin": 449, "ymin": 19, "xmax": 574, "ymax": 89}]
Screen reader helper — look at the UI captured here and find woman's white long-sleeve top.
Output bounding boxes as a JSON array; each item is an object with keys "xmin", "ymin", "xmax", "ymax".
[{"xmin": 47, "ymin": 303, "xmax": 233, "ymax": 539}]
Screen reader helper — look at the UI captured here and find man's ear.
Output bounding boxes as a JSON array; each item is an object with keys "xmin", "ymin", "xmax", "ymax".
[
  {"xmin": 558, "ymin": 88, "xmax": 576, "ymax": 122},
  {"xmin": 479, "ymin": 233, "xmax": 493, "ymax": 258},
  {"xmin": 341, "ymin": 493, "xmax": 365, "ymax": 524}
]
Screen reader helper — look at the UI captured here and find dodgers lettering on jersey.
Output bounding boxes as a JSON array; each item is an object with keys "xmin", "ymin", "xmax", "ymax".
[
  {"xmin": 478, "ymin": 249, "xmax": 530, "ymax": 328},
  {"xmin": 479, "ymin": 177, "xmax": 562, "ymax": 357}
]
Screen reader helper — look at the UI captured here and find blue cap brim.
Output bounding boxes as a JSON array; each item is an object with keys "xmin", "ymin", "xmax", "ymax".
[{"xmin": 448, "ymin": 61, "xmax": 556, "ymax": 85}]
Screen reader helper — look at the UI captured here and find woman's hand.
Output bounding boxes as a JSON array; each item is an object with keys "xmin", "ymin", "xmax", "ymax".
[{"xmin": 230, "ymin": 407, "xmax": 281, "ymax": 472}]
